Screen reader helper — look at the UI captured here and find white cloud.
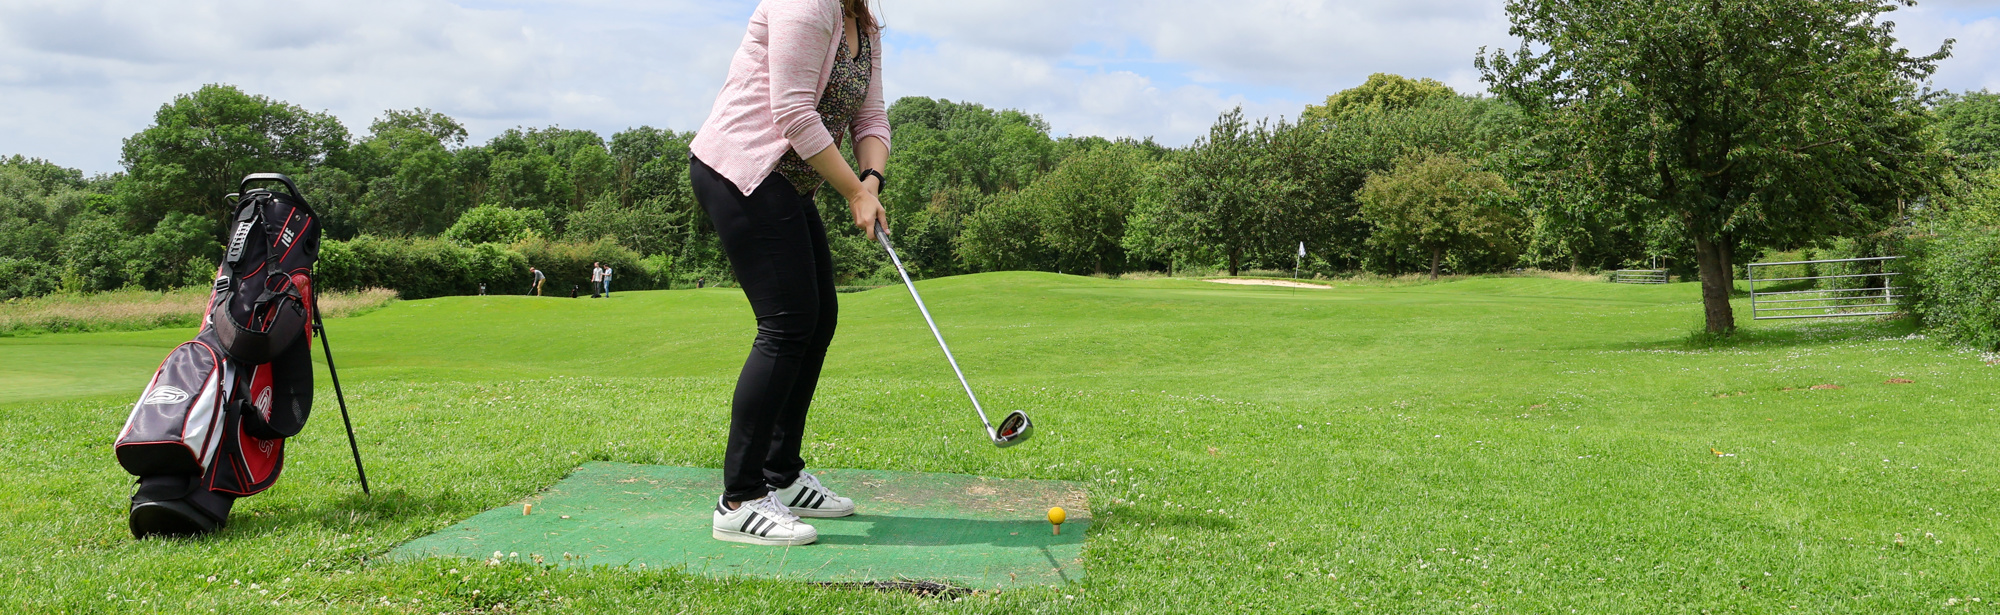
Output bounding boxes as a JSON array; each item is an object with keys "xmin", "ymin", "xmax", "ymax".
[
  {"xmin": 1895, "ymin": 5, "xmax": 2000, "ymax": 92},
  {"xmin": 0, "ymin": 0, "xmax": 1994, "ymax": 174},
  {"xmin": 0, "ymin": 0, "xmax": 743, "ymax": 173}
]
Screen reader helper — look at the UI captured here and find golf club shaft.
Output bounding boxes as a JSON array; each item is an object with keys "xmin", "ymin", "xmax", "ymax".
[
  {"xmin": 313, "ymin": 303, "xmax": 371, "ymax": 494},
  {"xmin": 875, "ymin": 224, "xmax": 999, "ymax": 437}
]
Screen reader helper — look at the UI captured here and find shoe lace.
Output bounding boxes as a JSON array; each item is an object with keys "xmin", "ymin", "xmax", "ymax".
[
  {"xmin": 792, "ymin": 473, "xmax": 840, "ymax": 501},
  {"xmin": 751, "ymin": 493, "xmax": 800, "ymax": 523}
]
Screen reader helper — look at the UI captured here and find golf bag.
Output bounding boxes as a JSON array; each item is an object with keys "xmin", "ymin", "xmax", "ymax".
[
  {"xmin": 115, "ymin": 173, "xmax": 345, "ymax": 539},
  {"xmin": 211, "ymin": 175, "xmax": 320, "ymax": 366}
]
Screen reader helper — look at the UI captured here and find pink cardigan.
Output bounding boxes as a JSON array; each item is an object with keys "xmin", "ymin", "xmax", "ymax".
[{"xmin": 691, "ymin": 0, "xmax": 892, "ymax": 197}]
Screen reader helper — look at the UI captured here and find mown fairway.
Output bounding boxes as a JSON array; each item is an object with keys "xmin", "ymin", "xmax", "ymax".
[{"xmin": 2, "ymin": 272, "xmax": 1996, "ymax": 613}]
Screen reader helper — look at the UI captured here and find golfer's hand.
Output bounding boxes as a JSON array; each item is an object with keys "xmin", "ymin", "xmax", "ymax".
[{"xmin": 848, "ymin": 191, "xmax": 888, "ymax": 240}]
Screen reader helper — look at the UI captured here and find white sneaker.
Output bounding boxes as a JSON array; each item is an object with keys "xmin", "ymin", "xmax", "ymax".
[
  {"xmin": 712, "ymin": 493, "xmax": 817, "ymax": 546},
  {"xmin": 773, "ymin": 471, "xmax": 856, "ymax": 518}
]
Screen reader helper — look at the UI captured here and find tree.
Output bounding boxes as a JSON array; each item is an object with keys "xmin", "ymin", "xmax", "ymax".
[
  {"xmin": 1935, "ymin": 90, "xmax": 2000, "ymax": 169},
  {"xmin": 880, "ymin": 97, "xmax": 1062, "ymax": 276},
  {"xmin": 1356, "ymin": 153, "xmax": 1520, "ymax": 279},
  {"xmin": 1147, "ymin": 108, "xmax": 1285, "ymax": 276},
  {"xmin": 1303, "ymin": 74, "xmax": 1457, "ymax": 125},
  {"xmin": 444, "ymin": 205, "xmax": 550, "ymax": 246},
  {"xmin": 564, "ymin": 195, "xmax": 687, "ymax": 256},
  {"xmin": 58, "ymin": 214, "xmax": 133, "ymax": 292},
  {"xmin": 0, "ymin": 158, "xmax": 93, "ymax": 297},
  {"xmin": 1480, "ymin": 0, "xmax": 1953, "ymax": 332},
  {"xmin": 371, "ymin": 108, "xmax": 469, "ymax": 148},
  {"xmin": 119, "ymin": 84, "xmax": 349, "ymax": 229},
  {"xmin": 125, "ymin": 212, "xmax": 220, "ymax": 290},
  {"xmin": 482, "ymin": 127, "xmax": 618, "ymax": 233},
  {"xmin": 608, "ymin": 127, "xmax": 696, "ymax": 208},
  {"xmin": 957, "ymin": 191, "xmax": 1051, "ymax": 273},
  {"xmin": 1301, "ymin": 95, "xmax": 1526, "ymax": 272},
  {"xmin": 1009, "ymin": 147, "xmax": 1147, "ymax": 273},
  {"xmin": 347, "ymin": 127, "xmax": 466, "ymax": 236}
]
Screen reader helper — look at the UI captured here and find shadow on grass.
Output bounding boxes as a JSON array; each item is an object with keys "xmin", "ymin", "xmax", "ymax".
[
  {"xmin": 1617, "ymin": 315, "xmax": 1919, "ymax": 352},
  {"xmin": 1108, "ymin": 507, "xmax": 1239, "ymax": 533},
  {"xmin": 814, "ymin": 514, "xmax": 1085, "ymax": 548},
  {"xmin": 220, "ymin": 488, "xmax": 467, "ymax": 539}
]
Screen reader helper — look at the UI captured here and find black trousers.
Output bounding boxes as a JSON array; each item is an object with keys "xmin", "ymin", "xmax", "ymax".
[{"xmin": 690, "ymin": 156, "xmax": 839, "ymax": 503}]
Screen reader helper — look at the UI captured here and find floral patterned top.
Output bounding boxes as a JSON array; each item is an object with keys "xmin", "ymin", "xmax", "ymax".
[{"xmin": 774, "ymin": 29, "xmax": 873, "ymax": 196}]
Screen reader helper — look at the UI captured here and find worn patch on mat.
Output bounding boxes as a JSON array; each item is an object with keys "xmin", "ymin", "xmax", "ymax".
[{"xmin": 385, "ymin": 463, "xmax": 1089, "ymax": 589}]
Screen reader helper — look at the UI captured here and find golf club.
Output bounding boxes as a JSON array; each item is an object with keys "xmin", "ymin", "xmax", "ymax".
[{"xmin": 875, "ymin": 221, "xmax": 1033, "ymax": 448}]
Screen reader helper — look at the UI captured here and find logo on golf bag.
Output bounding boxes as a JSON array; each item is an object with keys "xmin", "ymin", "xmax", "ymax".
[
  {"xmin": 142, "ymin": 386, "xmax": 191, "ymax": 406},
  {"xmin": 254, "ymin": 387, "xmax": 272, "ymax": 414}
]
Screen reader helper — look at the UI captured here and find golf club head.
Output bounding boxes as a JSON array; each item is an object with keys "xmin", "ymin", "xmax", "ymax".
[{"xmin": 992, "ymin": 411, "xmax": 1033, "ymax": 448}]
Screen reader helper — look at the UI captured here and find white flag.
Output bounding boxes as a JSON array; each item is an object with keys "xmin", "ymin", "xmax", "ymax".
[{"xmin": 1298, "ymin": 242, "xmax": 1306, "ymax": 258}]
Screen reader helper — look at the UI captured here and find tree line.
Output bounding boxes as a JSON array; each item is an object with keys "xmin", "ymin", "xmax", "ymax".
[{"xmin": 3, "ymin": 0, "xmax": 1997, "ymax": 331}]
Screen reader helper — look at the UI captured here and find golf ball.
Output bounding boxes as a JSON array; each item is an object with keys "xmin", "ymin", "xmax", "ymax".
[{"xmin": 1048, "ymin": 507, "xmax": 1066, "ymax": 525}]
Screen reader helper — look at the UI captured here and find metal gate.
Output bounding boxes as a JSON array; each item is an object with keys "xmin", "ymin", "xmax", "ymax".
[
  {"xmin": 1747, "ymin": 256, "xmax": 1903, "ymax": 320},
  {"xmin": 1612, "ymin": 269, "xmax": 1669, "ymax": 284}
]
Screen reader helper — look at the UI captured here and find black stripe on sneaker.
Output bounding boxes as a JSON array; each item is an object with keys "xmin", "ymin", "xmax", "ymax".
[
  {"xmin": 789, "ymin": 489, "xmax": 808, "ymax": 507},
  {"xmin": 739, "ymin": 516, "xmax": 755, "ymax": 532},
  {"xmin": 747, "ymin": 517, "xmax": 766, "ymax": 536},
  {"xmin": 809, "ymin": 493, "xmax": 825, "ymax": 509},
  {"xmin": 757, "ymin": 520, "xmax": 774, "ymax": 537}
]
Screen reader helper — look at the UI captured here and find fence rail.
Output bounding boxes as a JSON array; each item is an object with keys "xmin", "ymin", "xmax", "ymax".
[
  {"xmin": 1612, "ymin": 269, "xmax": 1669, "ymax": 284},
  {"xmin": 1746, "ymin": 256, "xmax": 1902, "ymax": 320}
]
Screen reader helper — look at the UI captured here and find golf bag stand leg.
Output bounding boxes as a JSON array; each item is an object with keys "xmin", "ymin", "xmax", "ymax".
[{"xmin": 312, "ymin": 303, "xmax": 372, "ymax": 494}]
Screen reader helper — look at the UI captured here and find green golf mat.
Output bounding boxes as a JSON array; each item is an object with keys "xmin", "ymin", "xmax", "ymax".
[{"xmin": 386, "ymin": 462, "xmax": 1089, "ymax": 589}]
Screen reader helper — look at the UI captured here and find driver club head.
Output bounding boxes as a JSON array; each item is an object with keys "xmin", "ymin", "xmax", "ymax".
[{"xmin": 992, "ymin": 411, "xmax": 1033, "ymax": 448}]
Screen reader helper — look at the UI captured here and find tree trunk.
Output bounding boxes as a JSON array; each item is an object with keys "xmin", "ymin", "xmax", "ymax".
[
  {"xmin": 1229, "ymin": 247, "xmax": 1241, "ymax": 276},
  {"xmin": 1693, "ymin": 235, "xmax": 1736, "ymax": 333},
  {"xmin": 1429, "ymin": 248, "xmax": 1442, "ymax": 280}
]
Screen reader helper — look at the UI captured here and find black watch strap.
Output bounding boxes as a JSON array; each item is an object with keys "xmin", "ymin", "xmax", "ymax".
[{"xmin": 859, "ymin": 169, "xmax": 886, "ymax": 191}]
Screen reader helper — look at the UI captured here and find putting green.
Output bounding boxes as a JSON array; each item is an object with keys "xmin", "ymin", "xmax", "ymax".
[{"xmin": 386, "ymin": 462, "xmax": 1089, "ymax": 589}]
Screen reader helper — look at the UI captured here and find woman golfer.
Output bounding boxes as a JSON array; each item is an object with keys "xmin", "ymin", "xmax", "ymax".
[{"xmin": 688, "ymin": 0, "xmax": 888, "ymax": 546}]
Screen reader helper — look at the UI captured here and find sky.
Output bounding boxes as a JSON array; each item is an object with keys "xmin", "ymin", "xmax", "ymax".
[{"xmin": 2, "ymin": 0, "xmax": 1997, "ymax": 175}]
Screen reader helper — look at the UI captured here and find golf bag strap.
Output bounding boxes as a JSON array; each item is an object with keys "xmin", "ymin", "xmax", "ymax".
[
  {"xmin": 249, "ymin": 192, "xmax": 293, "ymax": 315},
  {"xmin": 224, "ymin": 199, "xmax": 262, "ymax": 267}
]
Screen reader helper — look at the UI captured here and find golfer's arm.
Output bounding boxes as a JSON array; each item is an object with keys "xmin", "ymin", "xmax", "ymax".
[
  {"xmin": 855, "ymin": 136, "xmax": 887, "ymax": 193},
  {"xmin": 806, "ymin": 146, "xmax": 866, "ymax": 200}
]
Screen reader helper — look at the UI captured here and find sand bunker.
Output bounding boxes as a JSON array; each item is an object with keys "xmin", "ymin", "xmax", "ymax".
[{"xmin": 1205, "ymin": 278, "xmax": 1328, "ymax": 289}]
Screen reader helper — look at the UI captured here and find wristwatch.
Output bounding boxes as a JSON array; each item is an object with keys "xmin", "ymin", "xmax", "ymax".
[{"xmin": 858, "ymin": 169, "xmax": 886, "ymax": 192}]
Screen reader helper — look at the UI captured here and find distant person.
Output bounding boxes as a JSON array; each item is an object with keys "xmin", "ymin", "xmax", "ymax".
[
  {"xmin": 530, "ymin": 267, "xmax": 545, "ymax": 296},
  {"xmin": 590, "ymin": 262, "xmax": 603, "ymax": 298},
  {"xmin": 603, "ymin": 265, "xmax": 614, "ymax": 298},
  {"xmin": 478, "ymin": 283, "xmax": 487, "ymax": 296},
  {"xmin": 689, "ymin": 0, "xmax": 889, "ymax": 546}
]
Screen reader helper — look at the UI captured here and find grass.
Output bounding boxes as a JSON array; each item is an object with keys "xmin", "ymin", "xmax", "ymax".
[
  {"xmin": 2, "ymin": 273, "xmax": 1997, "ymax": 612},
  {"xmin": 0, "ymin": 287, "xmax": 397, "ymax": 337}
]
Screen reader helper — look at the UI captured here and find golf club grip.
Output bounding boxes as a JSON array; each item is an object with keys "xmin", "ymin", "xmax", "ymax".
[{"xmin": 875, "ymin": 222, "xmax": 999, "ymax": 434}]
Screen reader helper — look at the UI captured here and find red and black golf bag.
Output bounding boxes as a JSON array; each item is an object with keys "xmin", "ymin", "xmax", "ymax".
[{"xmin": 115, "ymin": 174, "xmax": 368, "ymax": 538}]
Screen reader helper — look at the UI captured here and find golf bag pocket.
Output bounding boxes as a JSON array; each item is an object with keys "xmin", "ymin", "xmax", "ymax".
[
  {"xmin": 239, "ymin": 327, "xmax": 313, "ymax": 439},
  {"xmin": 116, "ymin": 336, "xmax": 231, "ymax": 477},
  {"xmin": 211, "ymin": 407, "xmax": 286, "ymax": 497}
]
